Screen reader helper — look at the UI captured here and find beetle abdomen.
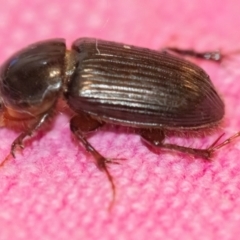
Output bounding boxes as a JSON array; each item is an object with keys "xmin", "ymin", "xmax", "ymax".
[{"xmin": 67, "ymin": 38, "xmax": 224, "ymax": 129}]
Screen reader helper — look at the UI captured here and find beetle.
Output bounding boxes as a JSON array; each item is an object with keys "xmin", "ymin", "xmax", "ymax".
[{"xmin": 0, "ymin": 38, "xmax": 239, "ymax": 203}]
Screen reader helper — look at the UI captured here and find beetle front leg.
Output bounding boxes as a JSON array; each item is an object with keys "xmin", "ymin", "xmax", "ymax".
[
  {"xmin": 70, "ymin": 112, "xmax": 116, "ymax": 208},
  {"xmin": 139, "ymin": 129, "xmax": 214, "ymax": 159},
  {"xmin": 10, "ymin": 112, "xmax": 50, "ymax": 157},
  {"xmin": 0, "ymin": 112, "xmax": 51, "ymax": 167}
]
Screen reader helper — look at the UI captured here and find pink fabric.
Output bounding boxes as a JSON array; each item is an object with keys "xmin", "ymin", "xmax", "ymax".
[{"xmin": 0, "ymin": 0, "xmax": 240, "ymax": 239}]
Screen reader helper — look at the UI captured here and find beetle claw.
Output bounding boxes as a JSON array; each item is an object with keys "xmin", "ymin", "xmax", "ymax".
[
  {"xmin": 0, "ymin": 153, "xmax": 12, "ymax": 167},
  {"xmin": 104, "ymin": 158, "xmax": 126, "ymax": 165}
]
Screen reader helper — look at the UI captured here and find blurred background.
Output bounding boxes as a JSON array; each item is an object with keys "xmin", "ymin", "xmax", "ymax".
[{"xmin": 0, "ymin": 0, "xmax": 240, "ymax": 240}]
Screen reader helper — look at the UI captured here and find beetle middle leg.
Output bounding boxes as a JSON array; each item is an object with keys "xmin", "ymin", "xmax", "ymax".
[
  {"xmin": 139, "ymin": 129, "xmax": 234, "ymax": 159},
  {"xmin": 70, "ymin": 112, "xmax": 117, "ymax": 208}
]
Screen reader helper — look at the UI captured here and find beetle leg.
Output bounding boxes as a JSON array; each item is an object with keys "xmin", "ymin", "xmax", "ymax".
[
  {"xmin": 0, "ymin": 112, "xmax": 51, "ymax": 167},
  {"xmin": 10, "ymin": 112, "xmax": 50, "ymax": 157},
  {"xmin": 70, "ymin": 112, "xmax": 116, "ymax": 208},
  {"xmin": 139, "ymin": 129, "xmax": 223, "ymax": 160},
  {"xmin": 70, "ymin": 113, "xmax": 107, "ymax": 166},
  {"xmin": 165, "ymin": 47, "xmax": 222, "ymax": 62}
]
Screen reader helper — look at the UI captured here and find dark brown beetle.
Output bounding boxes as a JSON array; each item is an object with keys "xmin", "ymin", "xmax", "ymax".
[{"xmin": 0, "ymin": 38, "xmax": 239, "ymax": 203}]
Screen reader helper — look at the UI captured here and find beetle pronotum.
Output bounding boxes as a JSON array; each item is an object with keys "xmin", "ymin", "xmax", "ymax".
[{"xmin": 0, "ymin": 38, "xmax": 239, "ymax": 205}]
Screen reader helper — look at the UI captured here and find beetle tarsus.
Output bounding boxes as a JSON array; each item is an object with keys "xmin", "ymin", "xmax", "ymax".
[
  {"xmin": 165, "ymin": 47, "xmax": 222, "ymax": 62},
  {"xmin": 97, "ymin": 158, "xmax": 116, "ymax": 211},
  {"xmin": 207, "ymin": 132, "xmax": 240, "ymax": 154}
]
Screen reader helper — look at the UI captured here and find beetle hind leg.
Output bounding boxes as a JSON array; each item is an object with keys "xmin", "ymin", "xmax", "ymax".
[{"xmin": 139, "ymin": 129, "xmax": 235, "ymax": 160}]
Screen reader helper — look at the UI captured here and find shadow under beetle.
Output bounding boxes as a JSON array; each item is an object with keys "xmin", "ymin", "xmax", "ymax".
[{"xmin": 0, "ymin": 38, "xmax": 239, "ymax": 204}]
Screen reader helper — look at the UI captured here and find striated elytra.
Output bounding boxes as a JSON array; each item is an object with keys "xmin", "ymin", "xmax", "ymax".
[{"xmin": 0, "ymin": 38, "xmax": 239, "ymax": 205}]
